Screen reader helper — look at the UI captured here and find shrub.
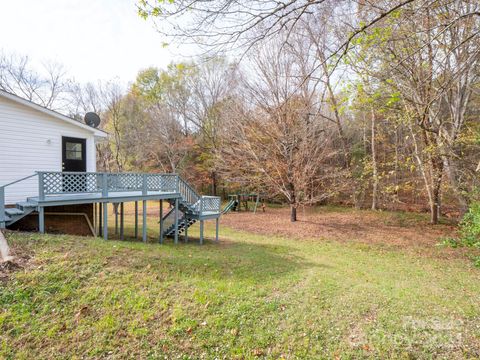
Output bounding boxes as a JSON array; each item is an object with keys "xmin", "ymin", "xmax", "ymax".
[
  {"xmin": 474, "ymin": 256, "xmax": 480, "ymax": 268},
  {"xmin": 440, "ymin": 202, "xmax": 480, "ymax": 268},
  {"xmin": 458, "ymin": 202, "xmax": 480, "ymax": 248},
  {"xmin": 438, "ymin": 237, "xmax": 460, "ymax": 248}
]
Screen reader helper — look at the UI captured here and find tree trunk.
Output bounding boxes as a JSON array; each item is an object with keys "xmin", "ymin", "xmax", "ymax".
[
  {"xmin": 211, "ymin": 171, "xmax": 217, "ymax": 196},
  {"xmin": 290, "ymin": 204, "xmax": 297, "ymax": 222},
  {"xmin": 431, "ymin": 186, "xmax": 440, "ymax": 224},
  {"xmin": 325, "ymin": 80, "xmax": 350, "ymax": 169},
  {"xmin": 287, "ymin": 180, "xmax": 296, "ymax": 222},
  {"xmin": 371, "ymin": 109, "xmax": 378, "ymax": 211},
  {"xmin": 430, "ymin": 157, "xmax": 444, "ymax": 225}
]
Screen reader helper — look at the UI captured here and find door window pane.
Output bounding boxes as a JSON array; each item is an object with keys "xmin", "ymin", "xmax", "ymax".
[
  {"xmin": 66, "ymin": 142, "xmax": 82, "ymax": 151},
  {"xmin": 66, "ymin": 142, "xmax": 83, "ymax": 160}
]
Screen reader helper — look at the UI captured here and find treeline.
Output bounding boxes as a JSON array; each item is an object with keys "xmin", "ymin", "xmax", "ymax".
[{"xmin": 2, "ymin": 1, "xmax": 480, "ymax": 223}]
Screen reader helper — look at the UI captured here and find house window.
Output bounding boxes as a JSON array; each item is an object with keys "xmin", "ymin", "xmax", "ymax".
[{"xmin": 65, "ymin": 142, "xmax": 83, "ymax": 160}]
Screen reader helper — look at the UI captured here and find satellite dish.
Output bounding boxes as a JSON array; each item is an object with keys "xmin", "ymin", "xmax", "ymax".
[{"xmin": 84, "ymin": 112, "xmax": 101, "ymax": 128}]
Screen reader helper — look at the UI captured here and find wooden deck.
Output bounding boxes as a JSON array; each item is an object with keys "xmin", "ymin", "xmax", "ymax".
[{"xmin": 1, "ymin": 171, "xmax": 222, "ymax": 244}]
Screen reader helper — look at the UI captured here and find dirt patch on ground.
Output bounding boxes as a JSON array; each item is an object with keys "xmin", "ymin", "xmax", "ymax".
[{"xmin": 221, "ymin": 207, "xmax": 461, "ymax": 257}]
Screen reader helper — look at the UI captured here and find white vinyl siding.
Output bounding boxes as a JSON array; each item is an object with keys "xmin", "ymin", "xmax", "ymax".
[{"xmin": 0, "ymin": 96, "xmax": 97, "ymax": 204}]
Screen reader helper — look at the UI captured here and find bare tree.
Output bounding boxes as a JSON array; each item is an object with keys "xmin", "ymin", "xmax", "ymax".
[
  {"xmin": 369, "ymin": 0, "xmax": 480, "ymax": 223},
  {"xmin": 69, "ymin": 81, "xmax": 103, "ymax": 116},
  {"xmin": 100, "ymin": 81, "xmax": 126, "ymax": 172},
  {"xmin": 0, "ymin": 51, "xmax": 71, "ymax": 111},
  {"xmin": 188, "ymin": 58, "xmax": 239, "ymax": 195},
  {"xmin": 147, "ymin": 100, "xmax": 192, "ymax": 173},
  {"xmin": 438, "ymin": 0, "xmax": 480, "ymax": 214},
  {"xmin": 219, "ymin": 35, "xmax": 342, "ymax": 221}
]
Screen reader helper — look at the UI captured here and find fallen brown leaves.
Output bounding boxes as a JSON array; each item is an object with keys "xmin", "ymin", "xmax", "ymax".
[{"xmin": 221, "ymin": 207, "xmax": 461, "ymax": 259}]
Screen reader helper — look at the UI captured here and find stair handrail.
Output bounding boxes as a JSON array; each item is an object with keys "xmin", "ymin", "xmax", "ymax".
[
  {"xmin": 162, "ymin": 206, "xmax": 175, "ymax": 221},
  {"xmin": 0, "ymin": 173, "xmax": 38, "ymax": 189},
  {"xmin": 0, "ymin": 173, "xmax": 38, "ymax": 228},
  {"xmin": 176, "ymin": 176, "xmax": 222, "ymax": 214},
  {"xmin": 177, "ymin": 176, "xmax": 200, "ymax": 207}
]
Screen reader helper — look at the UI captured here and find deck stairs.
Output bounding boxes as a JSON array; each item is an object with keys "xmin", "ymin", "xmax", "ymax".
[
  {"xmin": 164, "ymin": 215, "xmax": 197, "ymax": 237},
  {"xmin": 2, "ymin": 200, "xmax": 38, "ymax": 227},
  {"xmin": 162, "ymin": 196, "xmax": 200, "ymax": 237}
]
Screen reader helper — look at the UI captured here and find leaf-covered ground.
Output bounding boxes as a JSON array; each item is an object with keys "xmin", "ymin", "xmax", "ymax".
[{"xmin": 1, "ymin": 206, "xmax": 480, "ymax": 359}]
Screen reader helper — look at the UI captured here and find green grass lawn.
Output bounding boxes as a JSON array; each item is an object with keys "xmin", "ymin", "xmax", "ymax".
[{"xmin": 1, "ymin": 210, "xmax": 480, "ymax": 359}]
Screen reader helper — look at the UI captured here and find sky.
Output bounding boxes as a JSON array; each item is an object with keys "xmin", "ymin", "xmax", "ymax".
[{"xmin": 0, "ymin": 0, "xmax": 189, "ymax": 85}]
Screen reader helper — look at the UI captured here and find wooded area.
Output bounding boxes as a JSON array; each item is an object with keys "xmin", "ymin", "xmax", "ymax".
[{"xmin": 1, "ymin": 0, "xmax": 479, "ymax": 224}]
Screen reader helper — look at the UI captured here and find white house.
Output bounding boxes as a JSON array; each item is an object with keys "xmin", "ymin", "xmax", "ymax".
[
  {"xmin": 0, "ymin": 90, "xmax": 107, "ymax": 205},
  {"xmin": 0, "ymin": 89, "xmax": 221, "ymax": 242}
]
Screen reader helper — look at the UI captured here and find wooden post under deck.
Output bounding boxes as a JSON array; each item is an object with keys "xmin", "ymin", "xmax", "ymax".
[
  {"xmin": 199, "ymin": 220, "xmax": 204, "ymax": 245},
  {"xmin": 99, "ymin": 203, "xmax": 103, "ymax": 237},
  {"xmin": 216, "ymin": 217, "xmax": 219, "ymax": 242},
  {"xmin": 134, "ymin": 201, "xmax": 138, "ymax": 239},
  {"xmin": 142, "ymin": 200, "xmax": 147, "ymax": 242},
  {"xmin": 114, "ymin": 203, "xmax": 119, "ymax": 235},
  {"xmin": 159, "ymin": 200, "xmax": 164, "ymax": 244},
  {"xmin": 93, "ymin": 202, "xmax": 98, "ymax": 237},
  {"xmin": 120, "ymin": 202, "xmax": 124, "ymax": 240},
  {"xmin": 38, "ymin": 206, "xmax": 45, "ymax": 234},
  {"xmin": 103, "ymin": 202, "xmax": 108, "ymax": 240}
]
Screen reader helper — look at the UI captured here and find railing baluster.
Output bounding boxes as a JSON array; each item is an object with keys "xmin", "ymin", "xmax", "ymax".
[
  {"xmin": 38, "ymin": 172, "xmax": 45, "ymax": 201},
  {"xmin": 142, "ymin": 174, "xmax": 147, "ymax": 195}
]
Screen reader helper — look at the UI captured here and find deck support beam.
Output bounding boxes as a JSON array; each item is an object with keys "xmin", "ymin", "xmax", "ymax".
[
  {"xmin": 199, "ymin": 220, "xmax": 204, "ymax": 245},
  {"xmin": 94, "ymin": 203, "xmax": 98, "ymax": 237},
  {"xmin": 120, "ymin": 202, "xmax": 124, "ymax": 240},
  {"xmin": 215, "ymin": 217, "xmax": 219, "ymax": 242},
  {"xmin": 38, "ymin": 206, "xmax": 45, "ymax": 234},
  {"xmin": 159, "ymin": 200, "xmax": 164, "ymax": 244},
  {"xmin": 103, "ymin": 202, "xmax": 108, "ymax": 240},
  {"xmin": 99, "ymin": 203, "xmax": 103, "ymax": 237},
  {"xmin": 174, "ymin": 198, "xmax": 179, "ymax": 244},
  {"xmin": 114, "ymin": 203, "xmax": 119, "ymax": 235},
  {"xmin": 134, "ymin": 201, "xmax": 138, "ymax": 239},
  {"xmin": 142, "ymin": 200, "xmax": 147, "ymax": 242}
]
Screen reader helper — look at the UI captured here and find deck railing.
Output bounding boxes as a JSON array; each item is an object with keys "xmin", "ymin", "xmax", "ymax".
[
  {"xmin": 38, "ymin": 172, "xmax": 180, "ymax": 199},
  {"xmin": 38, "ymin": 172, "xmax": 219, "ymax": 214},
  {"xmin": 0, "ymin": 172, "xmax": 221, "ymax": 228},
  {"xmin": 200, "ymin": 196, "xmax": 222, "ymax": 213}
]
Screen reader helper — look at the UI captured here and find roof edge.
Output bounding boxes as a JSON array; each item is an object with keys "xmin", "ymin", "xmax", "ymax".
[{"xmin": 0, "ymin": 89, "xmax": 108, "ymax": 138}]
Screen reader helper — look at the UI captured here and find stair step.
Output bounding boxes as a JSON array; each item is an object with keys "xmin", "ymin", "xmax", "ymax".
[
  {"xmin": 16, "ymin": 201, "xmax": 37, "ymax": 208},
  {"xmin": 164, "ymin": 218, "xmax": 197, "ymax": 236},
  {"xmin": 3, "ymin": 215, "xmax": 12, "ymax": 222},
  {"xmin": 5, "ymin": 208, "xmax": 24, "ymax": 216}
]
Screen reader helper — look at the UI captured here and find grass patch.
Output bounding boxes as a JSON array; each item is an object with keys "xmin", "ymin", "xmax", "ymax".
[{"xmin": 1, "ymin": 212, "xmax": 480, "ymax": 358}]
